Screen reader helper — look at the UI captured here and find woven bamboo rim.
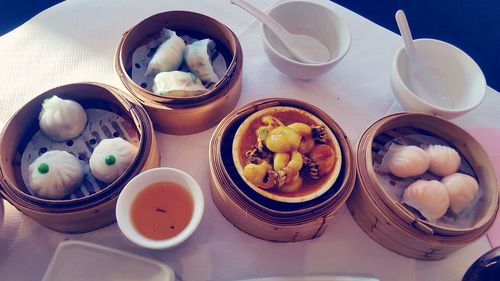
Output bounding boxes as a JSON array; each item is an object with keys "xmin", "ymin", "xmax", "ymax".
[
  {"xmin": 0, "ymin": 83, "xmax": 158, "ymax": 214},
  {"xmin": 348, "ymin": 112, "xmax": 499, "ymax": 259},
  {"xmin": 114, "ymin": 11, "xmax": 243, "ymax": 134},
  {"xmin": 213, "ymin": 98, "xmax": 355, "ymax": 217},
  {"xmin": 208, "ymin": 98, "xmax": 356, "ymax": 241},
  {"xmin": 364, "ymin": 113, "xmax": 498, "ymax": 236},
  {"xmin": 115, "ymin": 11, "xmax": 241, "ymax": 106}
]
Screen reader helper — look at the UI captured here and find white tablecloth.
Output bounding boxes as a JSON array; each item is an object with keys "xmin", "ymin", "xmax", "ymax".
[{"xmin": 0, "ymin": 0, "xmax": 498, "ymax": 280}]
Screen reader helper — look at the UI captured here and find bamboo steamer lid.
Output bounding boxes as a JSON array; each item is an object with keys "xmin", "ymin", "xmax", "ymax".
[
  {"xmin": 209, "ymin": 98, "xmax": 356, "ymax": 241},
  {"xmin": 348, "ymin": 112, "xmax": 499, "ymax": 260},
  {"xmin": 0, "ymin": 83, "xmax": 160, "ymax": 233},
  {"xmin": 115, "ymin": 11, "xmax": 242, "ymax": 135}
]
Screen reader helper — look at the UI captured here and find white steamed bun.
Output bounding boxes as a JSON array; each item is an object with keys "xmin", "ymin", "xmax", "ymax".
[
  {"xmin": 39, "ymin": 95, "xmax": 87, "ymax": 141},
  {"xmin": 89, "ymin": 138, "xmax": 138, "ymax": 183},
  {"xmin": 28, "ymin": 150, "xmax": 84, "ymax": 199}
]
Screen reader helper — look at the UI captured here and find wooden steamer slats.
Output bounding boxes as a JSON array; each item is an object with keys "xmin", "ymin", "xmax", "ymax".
[
  {"xmin": 115, "ymin": 11, "xmax": 243, "ymax": 135},
  {"xmin": 347, "ymin": 112, "xmax": 499, "ymax": 260},
  {"xmin": 209, "ymin": 99, "xmax": 355, "ymax": 242},
  {"xmin": 0, "ymin": 83, "xmax": 159, "ymax": 233}
]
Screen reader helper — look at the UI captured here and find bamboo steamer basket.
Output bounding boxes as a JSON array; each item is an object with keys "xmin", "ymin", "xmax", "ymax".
[
  {"xmin": 115, "ymin": 11, "xmax": 242, "ymax": 135},
  {"xmin": 0, "ymin": 83, "xmax": 159, "ymax": 233},
  {"xmin": 347, "ymin": 112, "xmax": 499, "ymax": 260},
  {"xmin": 209, "ymin": 98, "xmax": 356, "ymax": 242}
]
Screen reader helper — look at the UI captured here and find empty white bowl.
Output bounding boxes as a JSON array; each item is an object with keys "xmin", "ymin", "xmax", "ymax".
[
  {"xmin": 391, "ymin": 39, "xmax": 486, "ymax": 119},
  {"xmin": 261, "ymin": 0, "xmax": 351, "ymax": 79},
  {"xmin": 116, "ymin": 167, "xmax": 204, "ymax": 250}
]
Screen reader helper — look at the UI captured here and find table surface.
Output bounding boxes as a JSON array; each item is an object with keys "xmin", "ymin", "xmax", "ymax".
[{"xmin": 0, "ymin": 0, "xmax": 498, "ymax": 280}]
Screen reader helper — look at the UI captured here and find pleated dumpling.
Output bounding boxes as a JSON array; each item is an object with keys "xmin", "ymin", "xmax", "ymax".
[
  {"xmin": 441, "ymin": 173, "xmax": 479, "ymax": 215},
  {"xmin": 145, "ymin": 29, "xmax": 186, "ymax": 77},
  {"xmin": 379, "ymin": 144, "xmax": 430, "ymax": 178},
  {"xmin": 28, "ymin": 150, "xmax": 84, "ymax": 199},
  {"xmin": 152, "ymin": 71, "xmax": 207, "ymax": 97},
  {"xmin": 89, "ymin": 138, "xmax": 138, "ymax": 183},
  {"xmin": 425, "ymin": 144, "xmax": 461, "ymax": 176},
  {"xmin": 402, "ymin": 179, "xmax": 450, "ymax": 221},
  {"xmin": 184, "ymin": 39, "xmax": 219, "ymax": 85},
  {"xmin": 39, "ymin": 95, "xmax": 87, "ymax": 141}
]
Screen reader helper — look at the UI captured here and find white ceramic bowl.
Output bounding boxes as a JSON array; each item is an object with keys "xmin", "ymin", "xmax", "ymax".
[
  {"xmin": 261, "ymin": 0, "xmax": 351, "ymax": 79},
  {"xmin": 391, "ymin": 39, "xmax": 486, "ymax": 119},
  {"xmin": 116, "ymin": 167, "xmax": 204, "ymax": 249}
]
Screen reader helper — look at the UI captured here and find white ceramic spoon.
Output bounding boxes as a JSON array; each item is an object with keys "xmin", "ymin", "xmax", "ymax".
[
  {"xmin": 395, "ymin": 10, "xmax": 452, "ymax": 108},
  {"xmin": 231, "ymin": 0, "xmax": 330, "ymax": 64}
]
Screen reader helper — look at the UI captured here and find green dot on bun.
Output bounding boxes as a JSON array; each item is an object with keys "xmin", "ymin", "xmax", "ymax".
[
  {"xmin": 38, "ymin": 163, "xmax": 49, "ymax": 174},
  {"xmin": 105, "ymin": 155, "xmax": 116, "ymax": 166}
]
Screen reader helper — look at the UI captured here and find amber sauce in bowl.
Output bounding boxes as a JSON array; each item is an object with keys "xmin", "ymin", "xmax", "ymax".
[
  {"xmin": 116, "ymin": 167, "xmax": 204, "ymax": 249},
  {"xmin": 131, "ymin": 182, "xmax": 193, "ymax": 240}
]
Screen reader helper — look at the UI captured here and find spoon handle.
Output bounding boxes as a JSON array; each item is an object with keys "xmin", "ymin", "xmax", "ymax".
[
  {"xmin": 395, "ymin": 9, "xmax": 453, "ymax": 109},
  {"xmin": 395, "ymin": 10, "xmax": 416, "ymax": 58},
  {"xmin": 230, "ymin": 0, "xmax": 290, "ymax": 41}
]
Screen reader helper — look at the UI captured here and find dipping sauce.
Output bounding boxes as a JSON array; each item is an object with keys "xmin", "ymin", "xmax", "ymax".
[{"xmin": 131, "ymin": 182, "xmax": 193, "ymax": 240}]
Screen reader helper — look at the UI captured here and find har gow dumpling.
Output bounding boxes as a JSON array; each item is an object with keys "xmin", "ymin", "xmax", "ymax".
[
  {"xmin": 184, "ymin": 39, "xmax": 219, "ymax": 85},
  {"xmin": 441, "ymin": 173, "xmax": 479, "ymax": 215},
  {"xmin": 380, "ymin": 144, "xmax": 430, "ymax": 178},
  {"xmin": 402, "ymin": 179, "xmax": 450, "ymax": 221},
  {"xmin": 89, "ymin": 138, "xmax": 138, "ymax": 183},
  {"xmin": 425, "ymin": 144, "xmax": 461, "ymax": 177},
  {"xmin": 39, "ymin": 95, "xmax": 87, "ymax": 141},
  {"xmin": 152, "ymin": 71, "xmax": 207, "ymax": 97},
  {"xmin": 145, "ymin": 29, "xmax": 186, "ymax": 77},
  {"xmin": 28, "ymin": 150, "xmax": 84, "ymax": 199}
]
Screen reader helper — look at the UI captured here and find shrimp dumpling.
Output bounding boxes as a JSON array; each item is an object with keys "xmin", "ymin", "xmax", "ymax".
[
  {"xmin": 28, "ymin": 150, "xmax": 84, "ymax": 199},
  {"xmin": 425, "ymin": 144, "xmax": 461, "ymax": 176},
  {"xmin": 379, "ymin": 144, "xmax": 430, "ymax": 178},
  {"xmin": 403, "ymin": 179, "xmax": 450, "ymax": 221},
  {"xmin": 89, "ymin": 138, "xmax": 138, "ymax": 183},
  {"xmin": 39, "ymin": 95, "xmax": 87, "ymax": 141},
  {"xmin": 145, "ymin": 29, "xmax": 186, "ymax": 77},
  {"xmin": 184, "ymin": 39, "xmax": 219, "ymax": 85},
  {"xmin": 441, "ymin": 173, "xmax": 479, "ymax": 215},
  {"xmin": 152, "ymin": 71, "xmax": 207, "ymax": 97}
]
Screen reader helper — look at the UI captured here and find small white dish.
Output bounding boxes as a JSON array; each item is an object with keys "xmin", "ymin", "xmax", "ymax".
[
  {"xmin": 116, "ymin": 167, "xmax": 204, "ymax": 250},
  {"xmin": 42, "ymin": 240, "xmax": 175, "ymax": 281},
  {"xmin": 391, "ymin": 39, "xmax": 486, "ymax": 119},
  {"xmin": 261, "ymin": 0, "xmax": 351, "ymax": 79}
]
